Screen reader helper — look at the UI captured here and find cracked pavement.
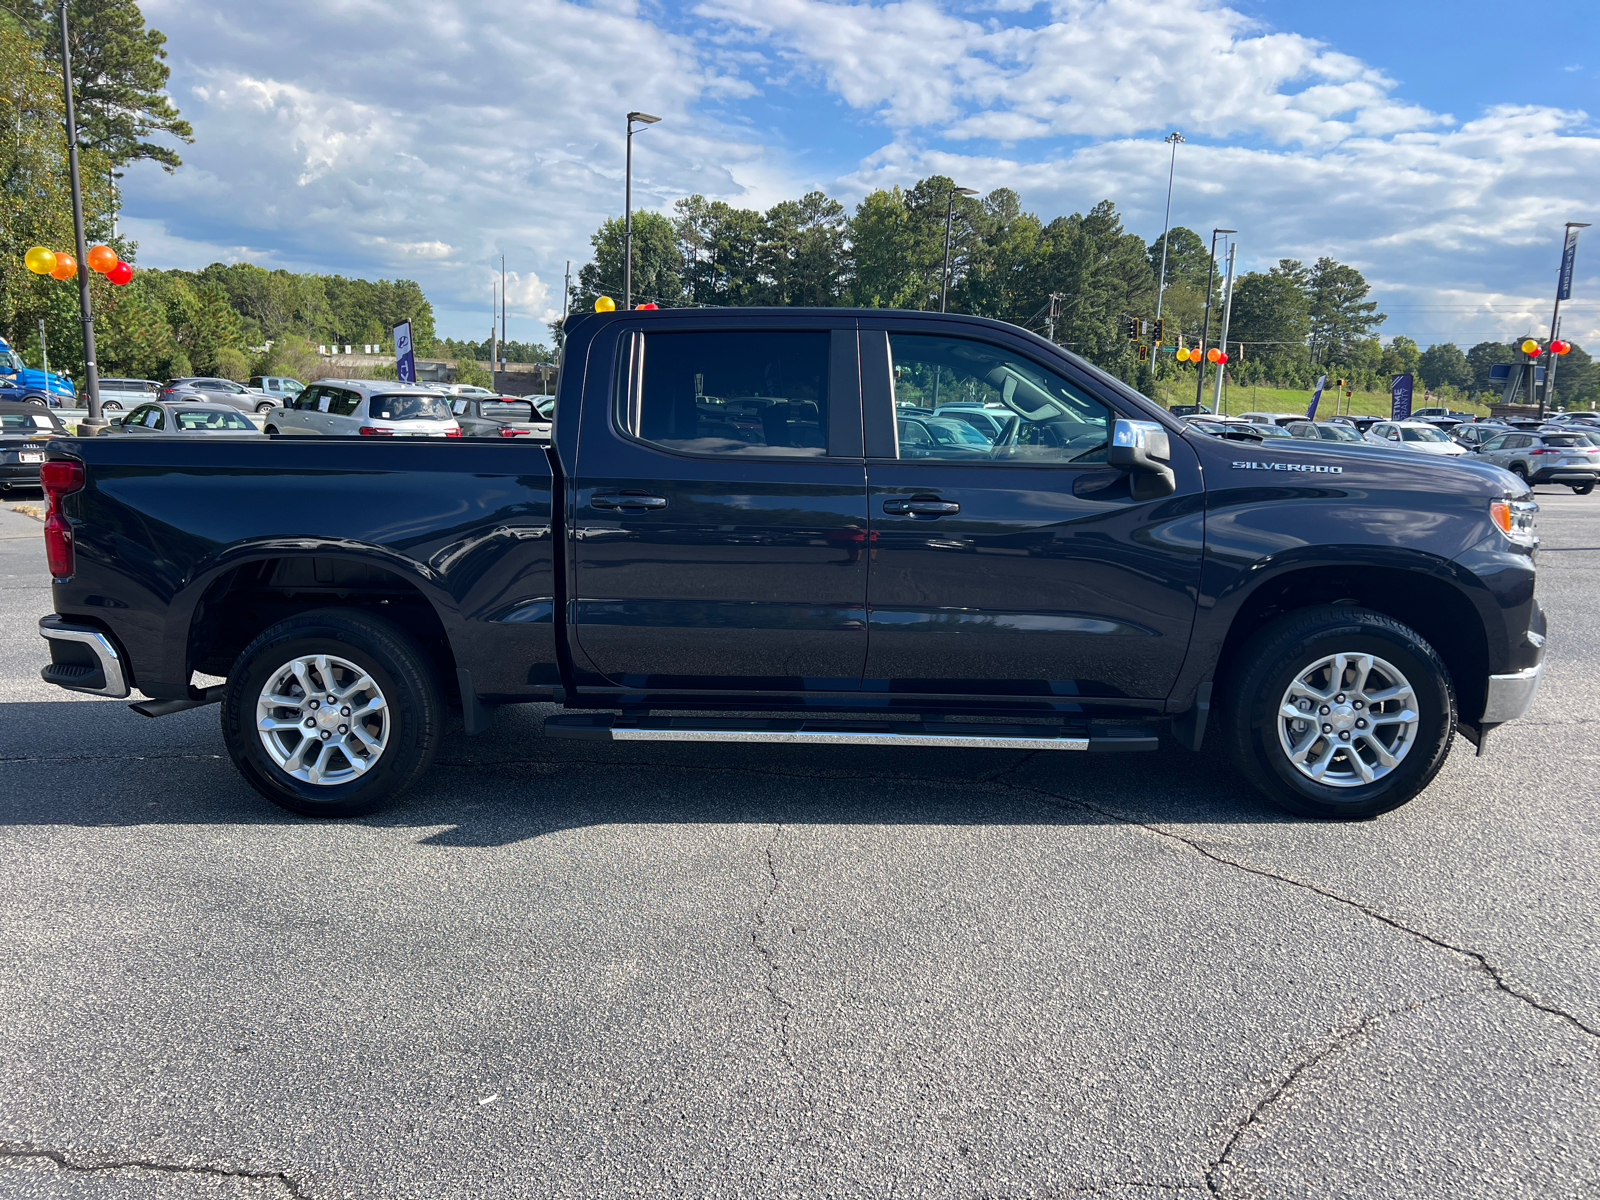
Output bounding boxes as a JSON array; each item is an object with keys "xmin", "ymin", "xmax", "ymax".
[{"xmin": 0, "ymin": 493, "xmax": 1596, "ymax": 1199}]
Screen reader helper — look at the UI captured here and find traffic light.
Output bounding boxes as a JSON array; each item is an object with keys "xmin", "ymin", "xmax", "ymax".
[
  {"xmin": 1335, "ymin": 377, "xmax": 1346, "ymax": 390},
  {"xmin": 1154, "ymin": 318, "xmax": 1167, "ymax": 347},
  {"xmin": 1137, "ymin": 344, "xmax": 1149, "ymax": 362},
  {"xmin": 1125, "ymin": 318, "xmax": 1140, "ymax": 341}
]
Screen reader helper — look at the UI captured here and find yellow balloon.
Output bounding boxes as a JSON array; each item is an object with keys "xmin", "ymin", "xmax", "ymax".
[
  {"xmin": 25, "ymin": 246, "xmax": 57, "ymax": 275},
  {"xmin": 594, "ymin": 295, "xmax": 616, "ymax": 312},
  {"xmin": 1175, "ymin": 347, "xmax": 1190, "ymax": 362},
  {"xmin": 1520, "ymin": 338, "xmax": 1540, "ymax": 355}
]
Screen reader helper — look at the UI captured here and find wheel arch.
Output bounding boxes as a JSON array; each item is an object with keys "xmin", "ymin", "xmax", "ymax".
[{"xmin": 1212, "ymin": 557, "xmax": 1492, "ymax": 725}]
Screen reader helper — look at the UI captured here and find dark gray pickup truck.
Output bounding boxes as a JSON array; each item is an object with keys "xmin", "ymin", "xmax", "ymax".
[{"xmin": 36, "ymin": 308, "xmax": 1544, "ymax": 820}]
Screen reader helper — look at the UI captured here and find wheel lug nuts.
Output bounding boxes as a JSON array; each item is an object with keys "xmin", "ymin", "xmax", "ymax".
[
  {"xmin": 303, "ymin": 717, "xmax": 315, "ymax": 728},
  {"xmin": 320, "ymin": 730, "xmax": 331, "ymax": 740},
  {"xmin": 1336, "ymin": 693, "xmax": 1345, "ymax": 703},
  {"xmin": 338, "ymin": 724, "xmax": 348, "ymax": 734},
  {"xmin": 340, "ymin": 706, "xmax": 351, "ymax": 717},
  {"xmin": 309, "ymin": 699, "xmax": 320, "ymax": 710},
  {"xmin": 1356, "ymin": 719, "xmax": 1367, "ymax": 729},
  {"xmin": 1320, "ymin": 705, "xmax": 1330, "ymax": 714},
  {"xmin": 1339, "ymin": 731, "xmax": 1350, "ymax": 740},
  {"xmin": 1353, "ymin": 701, "xmax": 1363, "ymax": 709},
  {"xmin": 1322, "ymin": 724, "xmax": 1332, "ymax": 733}
]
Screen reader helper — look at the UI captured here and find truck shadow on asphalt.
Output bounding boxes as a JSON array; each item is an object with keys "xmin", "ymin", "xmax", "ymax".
[{"xmin": 0, "ymin": 700, "xmax": 1307, "ymax": 845}]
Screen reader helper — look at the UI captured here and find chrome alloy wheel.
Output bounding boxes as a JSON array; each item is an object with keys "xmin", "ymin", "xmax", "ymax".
[
  {"xmin": 256, "ymin": 653, "xmax": 389, "ymax": 786},
  {"xmin": 1276, "ymin": 652, "xmax": 1419, "ymax": 788}
]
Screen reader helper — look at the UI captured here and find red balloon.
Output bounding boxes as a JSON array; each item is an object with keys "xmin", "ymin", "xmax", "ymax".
[
  {"xmin": 107, "ymin": 260, "xmax": 133, "ymax": 285},
  {"xmin": 635, "ymin": 302, "xmax": 658, "ymax": 310},
  {"xmin": 1216, "ymin": 351, "xmax": 1229, "ymax": 364},
  {"xmin": 1551, "ymin": 339, "xmax": 1571, "ymax": 355}
]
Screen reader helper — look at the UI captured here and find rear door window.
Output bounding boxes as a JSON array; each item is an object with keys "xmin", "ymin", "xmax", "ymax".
[
  {"xmin": 617, "ymin": 330, "xmax": 831, "ymax": 457},
  {"xmin": 371, "ymin": 393, "xmax": 451, "ymax": 420},
  {"xmin": 329, "ymin": 389, "xmax": 362, "ymax": 417}
]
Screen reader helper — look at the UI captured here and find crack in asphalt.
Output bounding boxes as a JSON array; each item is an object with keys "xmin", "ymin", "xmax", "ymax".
[
  {"xmin": 749, "ymin": 823, "xmax": 797, "ymax": 1073},
  {"xmin": 1201, "ymin": 990, "xmax": 1471, "ymax": 1198},
  {"xmin": 0, "ymin": 1144, "xmax": 309, "ymax": 1197}
]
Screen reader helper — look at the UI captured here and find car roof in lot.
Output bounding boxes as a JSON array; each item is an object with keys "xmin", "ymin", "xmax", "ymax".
[{"xmin": 309, "ymin": 378, "xmax": 445, "ymax": 393}]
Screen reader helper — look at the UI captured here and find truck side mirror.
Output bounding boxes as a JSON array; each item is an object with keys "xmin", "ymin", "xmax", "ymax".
[{"xmin": 1108, "ymin": 418, "xmax": 1176, "ymax": 501}]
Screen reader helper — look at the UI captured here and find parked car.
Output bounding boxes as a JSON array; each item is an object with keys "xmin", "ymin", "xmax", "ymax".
[
  {"xmin": 1451, "ymin": 423, "xmax": 1511, "ymax": 450},
  {"xmin": 451, "ymin": 395, "xmax": 552, "ymax": 440},
  {"xmin": 1473, "ymin": 430, "xmax": 1600, "ymax": 492},
  {"xmin": 1329, "ymin": 415, "xmax": 1385, "ymax": 434},
  {"xmin": 444, "ymin": 384, "xmax": 498, "ymax": 398},
  {"xmin": 264, "ymin": 379, "xmax": 461, "ymax": 438},
  {"xmin": 37, "ymin": 306, "xmax": 1545, "ymax": 826},
  {"xmin": 96, "ymin": 378, "xmax": 162, "ymax": 413},
  {"xmin": 898, "ymin": 413, "xmax": 996, "ymax": 458},
  {"xmin": 0, "ymin": 407, "xmax": 65, "ymax": 491},
  {"xmin": 927, "ymin": 403, "xmax": 1010, "ymax": 441},
  {"xmin": 248, "ymin": 376, "xmax": 305, "ymax": 404},
  {"xmin": 160, "ymin": 377, "xmax": 274, "ymax": 414},
  {"xmin": 1285, "ymin": 421, "xmax": 1370, "ymax": 446},
  {"xmin": 1187, "ymin": 417, "xmax": 1292, "ymax": 442},
  {"xmin": 1238, "ymin": 411, "xmax": 1304, "ymax": 427},
  {"xmin": 109, "ymin": 402, "xmax": 264, "ymax": 436},
  {"xmin": 1364, "ymin": 421, "xmax": 1471, "ymax": 457},
  {"xmin": 1411, "ymin": 407, "xmax": 1475, "ymax": 419}
]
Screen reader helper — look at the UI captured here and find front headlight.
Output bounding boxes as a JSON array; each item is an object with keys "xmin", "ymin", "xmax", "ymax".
[{"xmin": 1490, "ymin": 498, "xmax": 1539, "ymax": 548}]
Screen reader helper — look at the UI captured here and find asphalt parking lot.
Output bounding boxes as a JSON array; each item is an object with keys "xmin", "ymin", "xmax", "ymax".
[{"xmin": 0, "ymin": 490, "xmax": 1596, "ymax": 1200}]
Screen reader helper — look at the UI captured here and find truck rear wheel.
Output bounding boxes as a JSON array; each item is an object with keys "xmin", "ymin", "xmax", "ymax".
[
  {"xmin": 220, "ymin": 609, "xmax": 442, "ymax": 817},
  {"xmin": 1221, "ymin": 606, "xmax": 1455, "ymax": 819}
]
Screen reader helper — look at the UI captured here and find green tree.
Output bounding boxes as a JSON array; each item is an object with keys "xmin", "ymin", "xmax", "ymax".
[
  {"xmin": 1307, "ymin": 258, "xmax": 1385, "ymax": 364},
  {"xmin": 575, "ymin": 211, "xmax": 680, "ymax": 309},
  {"xmin": 1466, "ymin": 341, "xmax": 1517, "ymax": 394},
  {"xmin": 1418, "ymin": 342, "xmax": 1471, "ymax": 390},
  {"xmin": 675, "ymin": 195, "xmax": 762, "ymax": 306},
  {"xmin": 953, "ymin": 188, "xmax": 1045, "ymax": 326},
  {"xmin": 759, "ymin": 190, "xmax": 849, "ymax": 306},
  {"xmin": 1551, "ymin": 343, "xmax": 1598, "ymax": 409},
  {"xmin": 1147, "ymin": 226, "xmax": 1210, "ymax": 290},
  {"xmin": 1227, "ymin": 261, "xmax": 1311, "ymax": 360},
  {"xmin": 97, "ymin": 281, "xmax": 176, "ymax": 377},
  {"xmin": 1379, "ymin": 335, "xmax": 1421, "ymax": 380},
  {"xmin": 20, "ymin": 0, "xmax": 191, "ymax": 171},
  {"xmin": 179, "ymin": 281, "xmax": 243, "ymax": 375}
]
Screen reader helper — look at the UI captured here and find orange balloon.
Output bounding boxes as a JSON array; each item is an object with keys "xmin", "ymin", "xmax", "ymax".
[
  {"xmin": 50, "ymin": 253, "xmax": 77, "ymax": 280},
  {"xmin": 86, "ymin": 244, "xmax": 118, "ymax": 274},
  {"xmin": 1207, "ymin": 347, "xmax": 1222, "ymax": 362}
]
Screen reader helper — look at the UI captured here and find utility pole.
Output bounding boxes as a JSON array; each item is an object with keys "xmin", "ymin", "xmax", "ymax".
[
  {"xmin": 489, "ymin": 279, "xmax": 498, "ymax": 386},
  {"xmin": 1045, "ymin": 294, "xmax": 1063, "ymax": 344},
  {"xmin": 1211, "ymin": 241, "xmax": 1237, "ymax": 412},
  {"xmin": 623, "ymin": 111, "xmax": 662, "ymax": 310},
  {"xmin": 1152, "ymin": 132, "xmax": 1184, "ymax": 354},
  {"xmin": 38, "ymin": 317, "xmax": 48, "ymax": 383},
  {"xmin": 940, "ymin": 185, "xmax": 979, "ymax": 312},
  {"xmin": 1195, "ymin": 227, "xmax": 1235, "ymax": 407},
  {"xmin": 57, "ymin": 0, "xmax": 102, "ymax": 429},
  {"xmin": 562, "ymin": 260, "xmax": 571, "ymax": 323},
  {"xmin": 501, "ymin": 254, "xmax": 507, "ymax": 374}
]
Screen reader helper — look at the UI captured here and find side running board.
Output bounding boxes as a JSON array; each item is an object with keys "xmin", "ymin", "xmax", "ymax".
[{"xmin": 544, "ymin": 714, "xmax": 1158, "ymax": 752}]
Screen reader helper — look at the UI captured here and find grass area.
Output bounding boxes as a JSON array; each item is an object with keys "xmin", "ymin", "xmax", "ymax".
[{"xmin": 1149, "ymin": 377, "xmax": 1489, "ymax": 419}]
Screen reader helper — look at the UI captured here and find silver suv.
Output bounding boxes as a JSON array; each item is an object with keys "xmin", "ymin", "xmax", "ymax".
[
  {"xmin": 1474, "ymin": 430, "xmax": 1600, "ymax": 493},
  {"xmin": 263, "ymin": 379, "xmax": 461, "ymax": 438},
  {"xmin": 160, "ymin": 377, "xmax": 274, "ymax": 414}
]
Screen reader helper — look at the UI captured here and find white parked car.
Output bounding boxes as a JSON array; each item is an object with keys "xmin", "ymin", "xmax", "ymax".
[
  {"xmin": 263, "ymin": 379, "xmax": 461, "ymax": 438},
  {"xmin": 1364, "ymin": 421, "xmax": 1470, "ymax": 456}
]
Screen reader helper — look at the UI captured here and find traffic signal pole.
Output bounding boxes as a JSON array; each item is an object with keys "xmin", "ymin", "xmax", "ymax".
[
  {"xmin": 57, "ymin": 0, "xmax": 103, "ymax": 429},
  {"xmin": 1211, "ymin": 242, "xmax": 1237, "ymax": 413}
]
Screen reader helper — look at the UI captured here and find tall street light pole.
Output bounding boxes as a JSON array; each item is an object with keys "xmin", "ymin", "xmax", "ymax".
[
  {"xmin": 1196, "ymin": 227, "xmax": 1235, "ymax": 407},
  {"xmin": 940, "ymin": 185, "xmax": 979, "ymax": 312},
  {"xmin": 57, "ymin": 0, "xmax": 103, "ymax": 430},
  {"xmin": 1544, "ymin": 221, "xmax": 1589, "ymax": 415},
  {"xmin": 623, "ymin": 111, "xmax": 661, "ymax": 311},
  {"xmin": 1211, "ymin": 240, "xmax": 1237, "ymax": 412},
  {"xmin": 1152, "ymin": 132, "xmax": 1184, "ymax": 344}
]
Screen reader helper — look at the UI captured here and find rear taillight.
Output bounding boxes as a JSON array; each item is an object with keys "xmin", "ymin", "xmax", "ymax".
[
  {"xmin": 357, "ymin": 426, "xmax": 394, "ymax": 436},
  {"xmin": 1530, "ymin": 447, "xmax": 1557, "ymax": 454},
  {"xmin": 498, "ymin": 427, "xmax": 526, "ymax": 438},
  {"xmin": 41, "ymin": 459, "xmax": 84, "ymax": 579},
  {"xmin": 443, "ymin": 429, "xmax": 461, "ymax": 437}
]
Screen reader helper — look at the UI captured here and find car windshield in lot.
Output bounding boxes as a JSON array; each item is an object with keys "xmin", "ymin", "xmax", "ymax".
[
  {"xmin": 1, "ymin": 412, "xmax": 58, "ymax": 432},
  {"xmin": 371, "ymin": 393, "xmax": 452, "ymax": 421},
  {"xmin": 1401, "ymin": 426, "xmax": 1450, "ymax": 442},
  {"xmin": 174, "ymin": 408, "xmax": 253, "ymax": 431}
]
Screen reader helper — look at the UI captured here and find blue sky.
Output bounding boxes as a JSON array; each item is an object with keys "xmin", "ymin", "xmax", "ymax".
[{"xmin": 126, "ymin": 0, "xmax": 1600, "ymax": 349}]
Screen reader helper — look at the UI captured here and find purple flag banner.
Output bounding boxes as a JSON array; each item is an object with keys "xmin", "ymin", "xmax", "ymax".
[
  {"xmin": 1390, "ymin": 372, "xmax": 1414, "ymax": 420},
  {"xmin": 393, "ymin": 320, "xmax": 416, "ymax": 384},
  {"xmin": 1306, "ymin": 375, "xmax": 1327, "ymax": 419},
  {"xmin": 1558, "ymin": 226, "xmax": 1583, "ymax": 301}
]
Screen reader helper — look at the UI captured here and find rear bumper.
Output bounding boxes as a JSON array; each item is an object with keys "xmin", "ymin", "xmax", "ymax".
[
  {"xmin": 1, "ymin": 462, "xmax": 43, "ymax": 486},
  {"xmin": 38, "ymin": 615, "xmax": 130, "ymax": 698},
  {"xmin": 1529, "ymin": 466, "xmax": 1599, "ymax": 483}
]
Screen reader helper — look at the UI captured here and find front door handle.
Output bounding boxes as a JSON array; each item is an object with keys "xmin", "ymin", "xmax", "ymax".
[
  {"xmin": 883, "ymin": 496, "xmax": 959, "ymax": 517},
  {"xmin": 592, "ymin": 491, "xmax": 669, "ymax": 511}
]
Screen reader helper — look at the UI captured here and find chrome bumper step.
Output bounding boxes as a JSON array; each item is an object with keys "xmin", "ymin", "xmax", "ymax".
[{"xmin": 543, "ymin": 714, "xmax": 1159, "ymax": 752}]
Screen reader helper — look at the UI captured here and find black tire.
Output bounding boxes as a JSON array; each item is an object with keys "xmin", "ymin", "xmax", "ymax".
[
  {"xmin": 1572, "ymin": 482, "xmax": 1595, "ymax": 495},
  {"xmin": 102, "ymin": 401, "xmax": 122, "ymax": 412},
  {"xmin": 264, "ymin": 424, "xmax": 279, "ymax": 435},
  {"xmin": 25, "ymin": 394, "xmax": 47, "ymax": 407},
  {"xmin": 256, "ymin": 402, "xmax": 274, "ymax": 413},
  {"xmin": 1510, "ymin": 463, "xmax": 1529, "ymax": 482},
  {"xmin": 1221, "ymin": 606, "xmax": 1455, "ymax": 819},
  {"xmin": 220, "ymin": 609, "xmax": 442, "ymax": 817}
]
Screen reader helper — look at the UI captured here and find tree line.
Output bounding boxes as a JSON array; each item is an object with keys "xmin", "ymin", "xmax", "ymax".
[{"xmin": 572, "ymin": 178, "xmax": 1596, "ymax": 406}]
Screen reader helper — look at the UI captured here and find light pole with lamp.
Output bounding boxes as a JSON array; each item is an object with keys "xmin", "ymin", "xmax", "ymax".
[
  {"xmin": 623, "ymin": 111, "xmax": 661, "ymax": 311},
  {"xmin": 1152, "ymin": 132, "xmax": 1184, "ymax": 343},
  {"xmin": 1544, "ymin": 221, "xmax": 1589, "ymax": 415},
  {"xmin": 56, "ymin": 0, "xmax": 104, "ymax": 430},
  {"xmin": 1195, "ymin": 227, "xmax": 1235, "ymax": 407},
  {"xmin": 940, "ymin": 185, "xmax": 979, "ymax": 312}
]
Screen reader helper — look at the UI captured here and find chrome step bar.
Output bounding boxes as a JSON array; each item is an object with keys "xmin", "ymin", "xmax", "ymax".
[{"xmin": 544, "ymin": 714, "xmax": 1158, "ymax": 752}]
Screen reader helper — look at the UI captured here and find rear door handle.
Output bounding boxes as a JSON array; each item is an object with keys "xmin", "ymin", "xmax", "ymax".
[
  {"xmin": 592, "ymin": 492, "xmax": 669, "ymax": 511},
  {"xmin": 883, "ymin": 497, "xmax": 959, "ymax": 516}
]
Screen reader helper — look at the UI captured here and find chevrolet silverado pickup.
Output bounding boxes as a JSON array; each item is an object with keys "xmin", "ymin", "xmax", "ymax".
[{"xmin": 36, "ymin": 309, "xmax": 1545, "ymax": 820}]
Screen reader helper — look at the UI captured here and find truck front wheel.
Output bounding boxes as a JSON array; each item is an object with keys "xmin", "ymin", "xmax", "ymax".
[
  {"xmin": 1222, "ymin": 606, "xmax": 1455, "ymax": 819},
  {"xmin": 220, "ymin": 609, "xmax": 442, "ymax": 817}
]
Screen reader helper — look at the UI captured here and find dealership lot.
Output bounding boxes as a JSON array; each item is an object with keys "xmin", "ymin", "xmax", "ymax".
[{"xmin": 0, "ymin": 494, "xmax": 1595, "ymax": 1198}]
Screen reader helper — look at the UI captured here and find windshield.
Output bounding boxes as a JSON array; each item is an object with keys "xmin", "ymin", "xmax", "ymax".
[
  {"xmin": 1, "ymin": 412, "xmax": 56, "ymax": 432},
  {"xmin": 371, "ymin": 393, "xmax": 452, "ymax": 421},
  {"xmin": 174, "ymin": 408, "xmax": 253, "ymax": 430},
  {"xmin": 1319, "ymin": 426, "xmax": 1363, "ymax": 442},
  {"xmin": 1255, "ymin": 424, "xmax": 1292, "ymax": 437},
  {"xmin": 1400, "ymin": 426, "xmax": 1449, "ymax": 442}
]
